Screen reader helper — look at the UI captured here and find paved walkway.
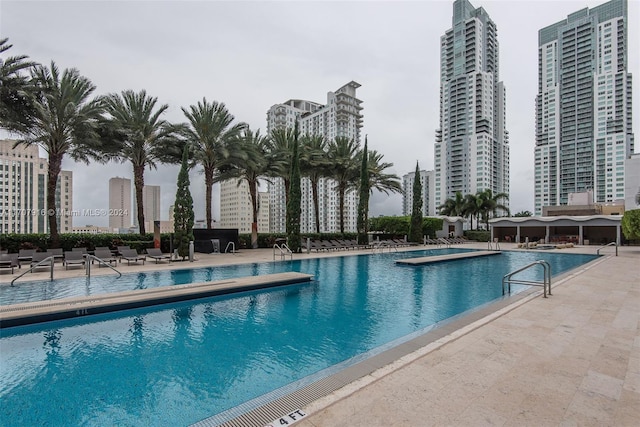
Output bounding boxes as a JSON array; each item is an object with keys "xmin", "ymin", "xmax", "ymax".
[{"xmin": 299, "ymin": 247, "xmax": 640, "ymax": 426}]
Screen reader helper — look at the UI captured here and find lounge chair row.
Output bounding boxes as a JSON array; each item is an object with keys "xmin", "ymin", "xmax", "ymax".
[
  {"xmin": 424, "ymin": 237, "xmax": 469, "ymax": 245},
  {"xmin": 303, "ymin": 239, "xmax": 418, "ymax": 252},
  {"xmin": 0, "ymin": 248, "xmax": 172, "ymax": 273}
]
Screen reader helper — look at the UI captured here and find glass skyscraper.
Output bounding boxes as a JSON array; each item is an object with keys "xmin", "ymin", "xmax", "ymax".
[
  {"xmin": 434, "ymin": 0, "xmax": 509, "ymax": 212},
  {"xmin": 534, "ymin": 0, "xmax": 634, "ymax": 215}
]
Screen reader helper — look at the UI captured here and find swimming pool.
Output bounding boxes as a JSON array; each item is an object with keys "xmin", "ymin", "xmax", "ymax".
[{"xmin": 0, "ymin": 250, "xmax": 598, "ymax": 426}]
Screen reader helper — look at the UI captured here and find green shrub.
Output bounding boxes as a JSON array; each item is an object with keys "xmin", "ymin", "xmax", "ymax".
[
  {"xmin": 464, "ymin": 230, "xmax": 490, "ymax": 242},
  {"xmin": 622, "ymin": 209, "xmax": 640, "ymax": 240}
]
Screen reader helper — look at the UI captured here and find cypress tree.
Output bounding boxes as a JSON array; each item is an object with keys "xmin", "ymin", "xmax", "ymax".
[
  {"xmin": 357, "ymin": 137, "xmax": 370, "ymax": 245},
  {"xmin": 409, "ymin": 161, "xmax": 423, "ymax": 243},
  {"xmin": 174, "ymin": 145, "xmax": 194, "ymax": 259},
  {"xmin": 286, "ymin": 122, "xmax": 301, "ymax": 253}
]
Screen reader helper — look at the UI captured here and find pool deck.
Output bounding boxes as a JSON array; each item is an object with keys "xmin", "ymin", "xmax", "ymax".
[
  {"xmin": 1, "ymin": 243, "xmax": 638, "ymax": 426},
  {"xmin": 395, "ymin": 249, "xmax": 501, "ymax": 265},
  {"xmin": 0, "ymin": 272, "xmax": 313, "ymax": 328}
]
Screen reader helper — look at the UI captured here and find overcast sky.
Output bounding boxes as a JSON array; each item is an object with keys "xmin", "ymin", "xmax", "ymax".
[{"xmin": 1, "ymin": 0, "xmax": 638, "ymax": 227}]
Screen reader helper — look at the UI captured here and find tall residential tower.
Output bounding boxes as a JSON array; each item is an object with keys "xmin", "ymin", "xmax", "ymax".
[
  {"xmin": 434, "ymin": 0, "xmax": 509, "ymax": 212},
  {"xmin": 266, "ymin": 81, "xmax": 363, "ymax": 233},
  {"xmin": 535, "ymin": 0, "xmax": 634, "ymax": 215}
]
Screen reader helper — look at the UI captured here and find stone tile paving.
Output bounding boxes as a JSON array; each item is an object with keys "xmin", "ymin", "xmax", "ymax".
[{"xmin": 299, "ymin": 248, "xmax": 640, "ymax": 426}]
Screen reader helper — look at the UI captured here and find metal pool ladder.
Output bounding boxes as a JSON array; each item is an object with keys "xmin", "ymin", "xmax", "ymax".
[
  {"xmin": 502, "ymin": 260, "xmax": 552, "ymax": 298},
  {"xmin": 596, "ymin": 241, "xmax": 618, "ymax": 256},
  {"xmin": 273, "ymin": 243, "xmax": 293, "ymax": 261}
]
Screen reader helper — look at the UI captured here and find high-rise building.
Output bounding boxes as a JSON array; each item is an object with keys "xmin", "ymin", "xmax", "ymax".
[
  {"xmin": 534, "ymin": 0, "xmax": 634, "ymax": 215},
  {"xmin": 219, "ymin": 179, "xmax": 269, "ymax": 233},
  {"xmin": 0, "ymin": 139, "xmax": 73, "ymax": 234},
  {"xmin": 108, "ymin": 177, "xmax": 131, "ymax": 230},
  {"xmin": 434, "ymin": 0, "xmax": 509, "ymax": 213},
  {"xmin": 136, "ymin": 184, "xmax": 161, "ymax": 231},
  {"xmin": 266, "ymin": 81, "xmax": 363, "ymax": 233},
  {"xmin": 402, "ymin": 169, "xmax": 436, "ymax": 216}
]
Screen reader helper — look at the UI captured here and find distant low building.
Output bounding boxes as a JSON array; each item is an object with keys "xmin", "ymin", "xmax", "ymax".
[
  {"xmin": 72, "ymin": 225, "xmax": 111, "ymax": 234},
  {"xmin": 542, "ymin": 191, "xmax": 625, "ymax": 216}
]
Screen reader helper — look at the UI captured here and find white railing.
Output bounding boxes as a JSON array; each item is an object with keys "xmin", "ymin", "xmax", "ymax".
[
  {"xmin": 225, "ymin": 242, "xmax": 236, "ymax": 254},
  {"xmin": 596, "ymin": 242, "xmax": 618, "ymax": 256}
]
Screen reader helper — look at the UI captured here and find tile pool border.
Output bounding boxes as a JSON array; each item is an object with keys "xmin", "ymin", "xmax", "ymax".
[
  {"xmin": 197, "ymin": 254, "xmax": 606, "ymax": 427},
  {"xmin": 0, "ymin": 272, "xmax": 313, "ymax": 328}
]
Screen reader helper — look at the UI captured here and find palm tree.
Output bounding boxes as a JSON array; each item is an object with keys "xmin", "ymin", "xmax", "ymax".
[
  {"xmin": 103, "ymin": 90, "xmax": 180, "ymax": 235},
  {"xmin": 477, "ymin": 189, "xmax": 510, "ymax": 229},
  {"xmin": 267, "ymin": 126, "xmax": 297, "ymax": 199},
  {"xmin": 438, "ymin": 191, "xmax": 466, "ymax": 216},
  {"xmin": 0, "ymin": 38, "xmax": 37, "ymax": 133},
  {"xmin": 181, "ymin": 98, "xmax": 246, "ymax": 229},
  {"xmin": 217, "ymin": 128, "xmax": 271, "ymax": 249},
  {"xmin": 463, "ymin": 193, "xmax": 481, "ymax": 230},
  {"xmin": 366, "ymin": 149, "xmax": 402, "ymax": 196},
  {"xmin": 16, "ymin": 61, "xmax": 104, "ymax": 247},
  {"xmin": 327, "ymin": 136, "xmax": 360, "ymax": 233},
  {"xmin": 299, "ymin": 133, "xmax": 328, "ymax": 233}
]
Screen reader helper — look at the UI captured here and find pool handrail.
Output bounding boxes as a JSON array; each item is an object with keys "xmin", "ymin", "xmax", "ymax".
[
  {"xmin": 85, "ymin": 254, "xmax": 122, "ymax": 279},
  {"xmin": 502, "ymin": 260, "xmax": 551, "ymax": 298},
  {"xmin": 273, "ymin": 243, "xmax": 293, "ymax": 261},
  {"xmin": 596, "ymin": 241, "xmax": 617, "ymax": 256},
  {"xmin": 10, "ymin": 255, "xmax": 56, "ymax": 286},
  {"xmin": 224, "ymin": 241, "xmax": 236, "ymax": 254}
]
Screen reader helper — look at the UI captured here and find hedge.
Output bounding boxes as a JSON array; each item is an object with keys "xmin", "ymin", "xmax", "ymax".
[
  {"xmin": 622, "ymin": 209, "xmax": 640, "ymax": 240},
  {"xmin": 464, "ymin": 230, "xmax": 490, "ymax": 242}
]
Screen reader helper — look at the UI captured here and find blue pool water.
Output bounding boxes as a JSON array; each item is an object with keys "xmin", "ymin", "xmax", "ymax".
[{"xmin": 0, "ymin": 250, "xmax": 598, "ymax": 426}]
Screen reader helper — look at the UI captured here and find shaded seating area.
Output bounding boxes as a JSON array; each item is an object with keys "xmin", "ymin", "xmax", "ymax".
[
  {"xmin": 120, "ymin": 249, "xmax": 145, "ymax": 266},
  {"xmin": 63, "ymin": 251, "xmax": 86, "ymax": 270},
  {"xmin": 145, "ymin": 248, "xmax": 171, "ymax": 263}
]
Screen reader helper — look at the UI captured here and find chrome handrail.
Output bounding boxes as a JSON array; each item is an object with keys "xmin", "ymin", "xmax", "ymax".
[
  {"xmin": 224, "ymin": 242, "xmax": 236, "ymax": 254},
  {"xmin": 273, "ymin": 243, "xmax": 292, "ymax": 261},
  {"xmin": 502, "ymin": 260, "xmax": 552, "ymax": 298},
  {"xmin": 11, "ymin": 256, "xmax": 56, "ymax": 286},
  {"xmin": 84, "ymin": 254, "xmax": 122, "ymax": 278},
  {"xmin": 596, "ymin": 241, "xmax": 618, "ymax": 256}
]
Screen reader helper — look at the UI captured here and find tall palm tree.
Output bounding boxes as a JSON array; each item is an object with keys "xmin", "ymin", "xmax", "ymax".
[
  {"xmin": 366, "ymin": 149, "xmax": 402, "ymax": 196},
  {"xmin": 478, "ymin": 189, "xmax": 510, "ymax": 229},
  {"xmin": 327, "ymin": 136, "xmax": 360, "ymax": 233},
  {"xmin": 217, "ymin": 128, "xmax": 271, "ymax": 249},
  {"xmin": 104, "ymin": 90, "xmax": 180, "ymax": 235},
  {"xmin": 16, "ymin": 61, "xmax": 104, "ymax": 247},
  {"xmin": 0, "ymin": 38, "xmax": 37, "ymax": 133},
  {"xmin": 267, "ymin": 126, "xmax": 297, "ymax": 199},
  {"xmin": 438, "ymin": 191, "xmax": 466, "ymax": 217},
  {"xmin": 299, "ymin": 133, "xmax": 328, "ymax": 233},
  {"xmin": 463, "ymin": 193, "xmax": 481, "ymax": 230},
  {"xmin": 181, "ymin": 98, "xmax": 246, "ymax": 229}
]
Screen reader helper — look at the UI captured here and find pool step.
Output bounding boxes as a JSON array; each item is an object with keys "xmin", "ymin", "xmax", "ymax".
[
  {"xmin": 395, "ymin": 250, "xmax": 502, "ymax": 266},
  {"xmin": 0, "ymin": 272, "xmax": 313, "ymax": 328}
]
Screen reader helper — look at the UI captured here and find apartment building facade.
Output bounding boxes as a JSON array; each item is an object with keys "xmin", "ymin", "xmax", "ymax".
[
  {"xmin": 108, "ymin": 177, "xmax": 132, "ymax": 230},
  {"xmin": 434, "ymin": 0, "xmax": 509, "ymax": 212},
  {"xmin": 0, "ymin": 139, "xmax": 73, "ymax": 234},
  {"xmin": 534, "ymin": 0, "xmax": 634, "ymax": 215},
  {"xmin": 266, "ymin": 81, "xmax": 363, "ymax": 233},
  {"xmin": 402, "ymin": 169, "xmax": 436, "ymax": 216},
  {"xmin": 219, "ymin": 179, "xmax": 269, "ymax": 233}
]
